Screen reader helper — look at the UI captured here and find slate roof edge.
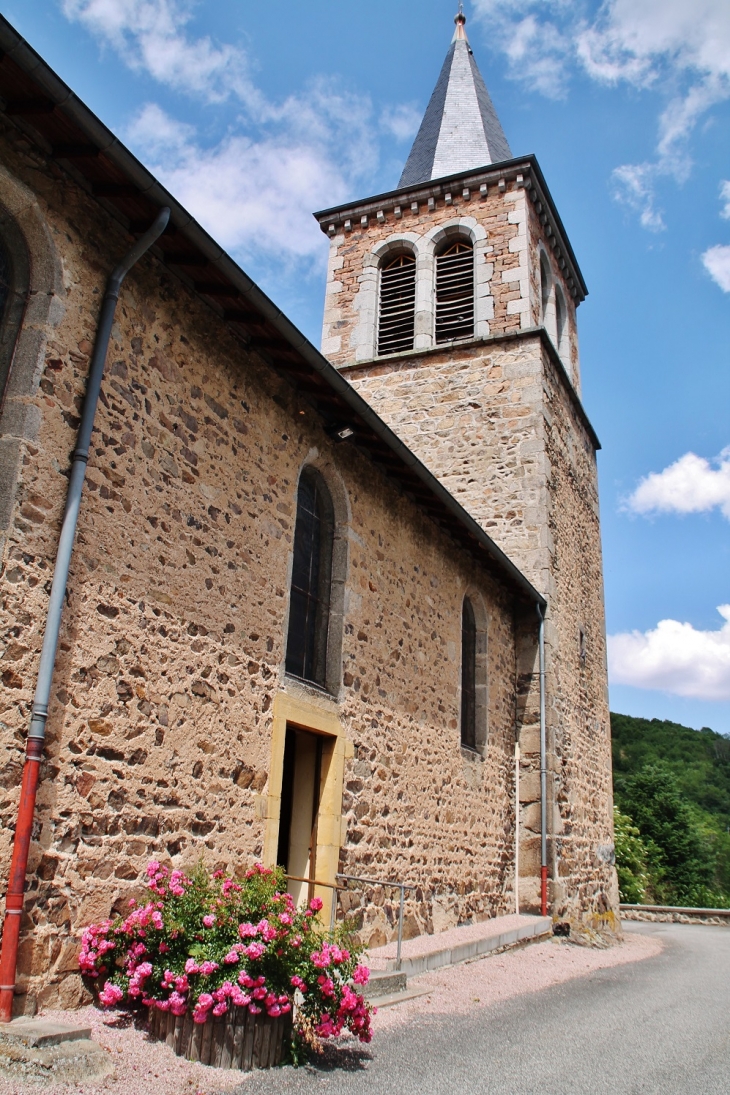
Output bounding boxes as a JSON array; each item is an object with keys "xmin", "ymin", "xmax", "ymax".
[{"xmin": 0, "ymin": 14, "xmax": 546, "ymax": 609}]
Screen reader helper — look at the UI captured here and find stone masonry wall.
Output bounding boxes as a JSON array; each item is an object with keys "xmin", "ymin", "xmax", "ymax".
[
  {"xmin": 0, "ymin": 126, "xmax": 526, "ymax": 1013},
  {"xmin": 339, "ymin": 335, "xmax": 617, "ymax": 927}
]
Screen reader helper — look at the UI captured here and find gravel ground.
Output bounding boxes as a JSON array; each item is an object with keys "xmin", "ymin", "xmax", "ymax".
[
  {"xmin": 0, "ymin": 1006, "xmax": 246, "ymax": 1095},
  {"xmin": 0, "ymin": 931, "xmax": 661, "ymax": 1094},
  {"xmin": 373, "ymin": 929, "xmax": 661, "ymax": 1030}
]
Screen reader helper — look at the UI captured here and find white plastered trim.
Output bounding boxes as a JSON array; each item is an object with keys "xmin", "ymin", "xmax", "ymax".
[{"xmin": 504, "ymin": 190, "xmax": 531, "ymax": 331}]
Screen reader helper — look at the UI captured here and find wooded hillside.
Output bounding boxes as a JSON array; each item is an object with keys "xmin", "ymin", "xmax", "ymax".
[{"xmin": 611, "ymin": 713, "xmax": 730, "ymax": 906}]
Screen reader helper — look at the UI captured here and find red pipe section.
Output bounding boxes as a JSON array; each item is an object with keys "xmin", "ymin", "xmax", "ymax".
[
  {"xmin": 541, "ymin": 865, "xmax": 548, "ymax": 917},
  {"xmin": 0, "ymin": 739, "xmax": 43, "ymax": 1021}
]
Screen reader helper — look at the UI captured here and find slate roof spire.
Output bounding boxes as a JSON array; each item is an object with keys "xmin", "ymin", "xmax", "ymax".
[{"xmin": 398, "ymin": 10, "xmax": 512, "ymax": 188}]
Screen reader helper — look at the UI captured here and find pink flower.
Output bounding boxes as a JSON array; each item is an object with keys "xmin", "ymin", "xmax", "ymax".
[
  {"xmin": 146, "ymin": 861, "xmax": 161, "ymax": 878},
  {"xmin": 202, "ymin": 914, "xmax": 216, "ymax": 928},
  {"xmin": 223, "ymin": 950, "xmax": 240, "ymax": 965},
  {"xmin": 238, "ymin": 922, "xmax": 258, "ymax": 939},
  {"xmin": 99, "ymin": 982, "xmax": 123, "ymax": 1008},
  {"xmin": 352, "ymin": 965, "xmax": 370, "ymax": 986},
  {"xmin": 248, "ymin": 1003, "xmax": 261, "ymax": 1015},
  {"xmin": 267, "ymin": 1004, "xmax": 282, "ymax": 1017},
  {"xmin": 199, "ymin": 960, "xmax": 220, "ymax": 976},
  {"xmin": 212, "ymin": 1002, "xmax": 228, "ymax": 1017},
  {"xmin": 278, "ymin": 912, "xmax": 293, "ymax": 926},
  {"xmin": 244, "ymin": 942, "xmax": 266, "ymax": 960},
  {"xmin": 184, "ymin": 958, "xmax": 200, "ymax": 975},
  {"xmin": 309, "ymin": 897, "xmax": 323, "ymax": 912},
  {"xmin": 290, "ymin": 975, "xmax": 306, "ymax": 992}
]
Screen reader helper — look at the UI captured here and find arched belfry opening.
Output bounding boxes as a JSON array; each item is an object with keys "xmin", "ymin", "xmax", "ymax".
[
  {"xmin": 378, "ymin": 251, "xmax": 416, "ymax": 356},
  {"xmin": 435, "ymin": 239, "xmax": 474, "ymax": 344}
]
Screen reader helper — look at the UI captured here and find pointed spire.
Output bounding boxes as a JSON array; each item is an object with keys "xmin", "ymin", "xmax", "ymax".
[{"xmin": 398, "ymin": 10, "xmax": 512, "ymax": 189}]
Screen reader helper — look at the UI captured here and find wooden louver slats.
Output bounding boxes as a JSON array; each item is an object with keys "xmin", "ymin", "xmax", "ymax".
[
  {"xmin": 378, "ymin": 253, "xmax": 416, "ymax": 356},
  {"xmin": 435, "ymin": 241, "xmax": 474, "ymax": 344}
]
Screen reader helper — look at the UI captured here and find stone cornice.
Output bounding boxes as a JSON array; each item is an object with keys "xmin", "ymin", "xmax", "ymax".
[
  {"xmin": 314, "ymin": 155, "xmax": 587, "ymax": 305},
  {"xmin": 338, "ymin": 326, "xmax": 601, "ymax": 452}
]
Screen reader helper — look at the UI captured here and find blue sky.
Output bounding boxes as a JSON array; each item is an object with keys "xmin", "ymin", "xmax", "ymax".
[{"xmin": 5, "ymin": 0, "xmax": 730, "ymax": 732}]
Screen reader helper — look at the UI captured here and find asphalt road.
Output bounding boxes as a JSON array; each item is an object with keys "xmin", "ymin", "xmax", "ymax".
[{"xmin": 227, "ymin": 922, "xmax": 730, "ymax": 1095}]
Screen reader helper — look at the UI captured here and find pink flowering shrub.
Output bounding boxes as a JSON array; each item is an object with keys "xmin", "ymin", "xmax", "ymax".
[{"xmin": 79, "ymin": 862, "xmax": 373, "ymax": 1061}]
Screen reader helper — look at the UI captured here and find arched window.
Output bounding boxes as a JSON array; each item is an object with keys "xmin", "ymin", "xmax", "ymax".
[
  {"xmin": 0, "ymin": 228, "xmax": 28, "ymax": 414},
  {"xmin": 378, "ymin": 252, "xmax": 416, "ymax": 356},
  {"xmin": 540, "ymin": 252, "xmax": 552, "ymax": 324},
  {"xmin": 285, "ymin": 468, "xmax": 335, "ymax": 687},
  {"xmin": 436, "ymin": 240, "xmax": 474, "ymax": 344},
  {"xmin": 555, "ymin": 285, "xmax": 567, "ymax": 360},
  {"xmin": 461, "ymin": 596, "xmax": 477, "ymax": 750}
]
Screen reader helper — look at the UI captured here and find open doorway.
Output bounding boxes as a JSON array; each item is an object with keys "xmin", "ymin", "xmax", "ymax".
[{"xmin": 276, "ymin": 725, "xmax": 332, "ymax": 909}]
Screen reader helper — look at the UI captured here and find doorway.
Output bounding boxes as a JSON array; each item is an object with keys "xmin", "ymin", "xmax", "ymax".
[{"xmin": 276, "ymin": 725, "xmax": 330, "ymax": 908}]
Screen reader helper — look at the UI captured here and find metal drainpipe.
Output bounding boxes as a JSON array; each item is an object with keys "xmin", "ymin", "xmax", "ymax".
[
  {"xmin": 537, "ymin": 603, "xmax": 548, "ymax": 917},
  {"xmin": 0, "ymin": 208, "xmax": 170, "ymax": 1024}
]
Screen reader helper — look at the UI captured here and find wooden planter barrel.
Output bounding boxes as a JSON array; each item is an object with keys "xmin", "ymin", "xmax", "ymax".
[{"xmin": 149, "ymin": 1003, "xmax": 293, "ymax": 1070}]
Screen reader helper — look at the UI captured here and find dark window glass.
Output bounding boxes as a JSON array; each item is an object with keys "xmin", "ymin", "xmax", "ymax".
[
  {"xmin": 540, "ymin": 253, "xmax": 551, "ymax": 321},
  {"xmin": 556, "ymin": 288, "xmax": 566, "ymax": 351},
  {"xmin": 461, "ymin": 597, "xmax": 477, "ymax": 750},
  {"xmin": 435, "ymin": 240, "xmax": 474, "ymax": 344},
  {"xmin": 378, "ymin": 253, "xmax": 416, "ymax": 356},
  {"xmin": 0, "ymin": 237, "xmax": 14, "ymax": 407},
  {"xmin": 285, "ymin": 469, "xmax": 334, "ymax": 687}
]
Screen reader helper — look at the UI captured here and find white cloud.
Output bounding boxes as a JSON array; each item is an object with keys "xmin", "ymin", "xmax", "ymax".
[
  {"xmin": 702, "ymin": 245, "xmax": 730, "ymax": 292},
  {"xmin": 126, "ymin": 95, "xmax": 375, "ymax": 265},
  {"xmin": 380, "ymin": 104, "xmax": 422, "ymax": 142},
  {"xmin": 471, "ymin": 0, "xmax": 730, "ymax": 228},
  {"xmin": 62, "ymin": 0, "xmax": 254, "ymax": 102},
  {"xmin": 627, "ymin": 448, "xmax": 730, "ymax": 519},
  {"xmin": 61, "ymin": 0, "xmax": 402, "ymax": 269},
  {"xmin": 721, "ymin": 181, "xmax": 730, "ymax": 219},
  {"xmin": 610, "ymin": 163, "xmax": 664, "ymax": 231},
  {"xmin": 608, "ymin": 606, "xmax": 730, "ymax": 701}
]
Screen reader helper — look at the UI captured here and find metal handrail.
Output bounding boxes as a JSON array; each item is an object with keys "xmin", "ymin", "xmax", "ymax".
[{"xmin": 336, "ymin": 872, "xmax": 417, "ymax": 971}]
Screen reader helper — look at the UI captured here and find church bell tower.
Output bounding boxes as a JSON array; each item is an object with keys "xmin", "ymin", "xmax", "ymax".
[{"xmin": 314, "ymin": 11, "xmax": 617, "ymax": 928}]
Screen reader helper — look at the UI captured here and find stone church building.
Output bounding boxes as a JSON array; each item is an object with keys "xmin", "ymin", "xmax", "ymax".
[{"xmin": 0, "ymin": 12, "xmax": 616, "ymax": 1012}]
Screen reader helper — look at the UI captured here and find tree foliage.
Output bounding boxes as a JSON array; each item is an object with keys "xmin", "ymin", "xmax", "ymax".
[{"xmin": 611, "ymin": 713, "xmax": 730, "ymax": 907}]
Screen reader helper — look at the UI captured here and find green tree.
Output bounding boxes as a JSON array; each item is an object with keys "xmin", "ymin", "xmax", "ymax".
[
  {"xmin": 616, "ymin": 764, "xmax": 715, "ymax": 904},
  {"xmin": 613, "ymin": 806, "xmax": 650, "ymax": 903}
]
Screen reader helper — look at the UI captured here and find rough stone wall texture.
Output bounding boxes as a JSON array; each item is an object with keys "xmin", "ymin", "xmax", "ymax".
[
  {"xmin": 0, "ymin": 127, "xmax": 528, "ymax": 1013},
  {"xmin": 338, "ymin": 335, "xmax": 616, "ymax": 928}
]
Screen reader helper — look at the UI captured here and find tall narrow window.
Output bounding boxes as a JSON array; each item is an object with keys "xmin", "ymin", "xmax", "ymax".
[
  {"xmin": 378, "ymin": 253, "xmax": 416, "ymax": 356},
  {"xmin": 0, "ymin": 230, "xmax": 27, "ymax": 414},
  {"xmin": 285, "ymin": 468, "xmax": 334, "ymax": 687},
  {"xmin": 435, "ymin": 240, "xmax": 474, "ymax": 344},
  {"xmin": 555, "ymin": 285, "xmax": 567, "ymax": 358},
  {"xmin": 461, "ymin": 597, "xmax": 477, "ymax": 750},
  {"xmin": 540, "ymin": 252, "xmax": 551, "ymax": 323}
]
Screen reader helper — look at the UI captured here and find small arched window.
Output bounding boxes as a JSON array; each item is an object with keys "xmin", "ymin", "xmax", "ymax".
[
  {"xmin": 0, "ymin": 228, "xmax": 28, "ymax": 415},
  {"xmin": 378, "ymin": 252, "xmax": 416, "ymax": 356},
  {"xmin": 540, "ymin": 252, "xmax": 551, "ymax": 323},
  {"xmin": 436, "ymin": 240, "xmax": 474, "ymax": 344},
  {"xmin": 555, "ymin": 285, "xmax": 567, "ymax": 359},
  {"xmin": 461, "ymin": 597, "xmax": 477, "ymax": 751},
  {"xmin": 285, "ymin": 468, "xmax": 335, "ymax": 688}
]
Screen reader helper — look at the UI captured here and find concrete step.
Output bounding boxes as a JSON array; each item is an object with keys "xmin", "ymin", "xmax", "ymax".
[
  {"xmin": 0, "ymin": 1019, "xmax": 92, "ymax": 1049},
  {"xmin": 367, "ymin": 912, "xmax": 552, "ymax": 977},
  {"xmin": 364, "ymin": 970, "xmax": 407, "ymax": 999},
  {"xmin": 368, "ymin": 985, "xmax": 432, "ymax": 1009}
]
